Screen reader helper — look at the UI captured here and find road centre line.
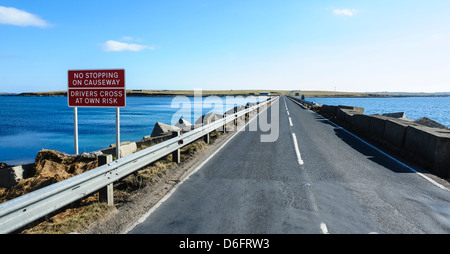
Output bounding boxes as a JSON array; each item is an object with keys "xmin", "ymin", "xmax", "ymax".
[
  {"xmin": 289, "ymin": 117, "xmax": 293, "ymax": 127},
  {"xmin": 285, "ymin": 98, "xmax": 290, "ymax": 115},
  {"xmin": 291, "ymin": 133, "xmax": 304, "ymax": 165},
  {"xmin": 320, "ymin": 222, "xmax": 329, "ymax": 234}
]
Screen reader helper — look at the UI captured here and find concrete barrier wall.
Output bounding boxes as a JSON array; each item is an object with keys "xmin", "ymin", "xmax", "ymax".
[
  {"xmin": 369, "ymin": 115, "xmax": 387, "ymax": 139},
  {"xmin": 336, "ymin": 107, "xmax": 364, "ymax": 126},
  {"xmin": 321, "ymin": 105, "xmax": 338, "ymax": 117},
  {"xmin": 383, "ymin": 119, "xmax": 408, "ymax": 148},
  {"xmin": 315, "ymin": 103, "xmax": 450, "ymax": 178},
  {"xmin": 404, "ymin": 125, "xmax": 450, "ymax": 177},
  {"xmin": 352, "ymin": 114, "xmax": 371, "ymax": 133},
  {"xmin": 0, "ymin": 163, "xmax": 34, "ymax": 188},
  {"xmin": 101, "ymin": 141, "xmax": 138, "ymax": 158}
]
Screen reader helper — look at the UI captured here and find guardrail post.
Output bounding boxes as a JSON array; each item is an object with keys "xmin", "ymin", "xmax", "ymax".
[
  {"xmin": 234, "ymin": 106, "xmax": 238, "ymax": 128},
  {"xmin": 257, "ymin": 102, "xmax": 260, "ymax": 114},
  {"xmin": 98, "ymin": 154, "xmax": 114, "ymax": 206},
  {"xmin": 222, "ymin": 114, "xmax": 227, "ymax": 133},
  {"xmin": 203, "ymin": 120, "xmax": 210, "ymax": 144},
  {"xmin": 245, "ymin": 105, "xmax": 250, "ymax": 122},
  {"xmin": 172, "ymin": 131, "xmax": 181, "ymax": 163}
]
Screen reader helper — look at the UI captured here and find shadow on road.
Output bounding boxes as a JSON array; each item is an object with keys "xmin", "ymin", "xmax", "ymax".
[{"xmin": 312, "ymin": 115, "xmax": 416, "ymax": 175}]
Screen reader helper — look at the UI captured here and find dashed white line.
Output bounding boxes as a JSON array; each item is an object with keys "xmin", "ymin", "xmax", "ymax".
[
  {"xmin": 288, "ymin": 98, "xmax": 329, "ymax": 233},
  {"xmin": 291, "ymin": 133, "xmax": 304, "ymax": 165},
  {"xmin": 320, "ymin": 222, "xmax": 329, "ymax": 234}
]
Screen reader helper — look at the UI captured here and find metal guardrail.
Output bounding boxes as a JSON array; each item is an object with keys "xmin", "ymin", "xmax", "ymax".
[{"xmin": 0, "ymin": 97, "xmax": 277, "ymax": 234}]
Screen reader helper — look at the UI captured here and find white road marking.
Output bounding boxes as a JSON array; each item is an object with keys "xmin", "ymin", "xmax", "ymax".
[
  {"xmin": 289, "ymin": 117, "xmax": 293, "ymax": 126},
  {"xmin": 320, "ymin": 222, "xmax": 329, "ymax": 234},
  {"xmin": 291, "ymin": 133, "xmax": 304, "ymax": 165}
]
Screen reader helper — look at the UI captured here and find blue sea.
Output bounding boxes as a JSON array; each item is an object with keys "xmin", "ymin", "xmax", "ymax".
[
  {"xmin": 1, "ymin": 96, "xmax": 448, "ymax": 165},
  {"xmin": 0, "ymin": 96, "xmax": 263, "ymax": 165},
  {"xmin": 308, "ymin": 96, "xmax": 450, "ymax": 128}
]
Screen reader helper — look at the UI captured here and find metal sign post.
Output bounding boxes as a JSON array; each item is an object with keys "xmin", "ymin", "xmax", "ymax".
[
  {"xmin": 74, "ymin": 107, "xmax": 79, "ymax": 155},
  {"xmin": 116, "ymin": 107, "xmax": 120, "ymax": 159}
]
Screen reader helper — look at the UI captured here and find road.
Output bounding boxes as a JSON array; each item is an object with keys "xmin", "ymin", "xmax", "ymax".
[{"xmin": 127, "ymin": 95, "xmax": 450, "ymax": 234}]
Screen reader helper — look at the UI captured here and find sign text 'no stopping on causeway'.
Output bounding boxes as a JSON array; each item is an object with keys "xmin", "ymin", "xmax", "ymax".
[{"xmin": 68, "ymin": 69, "xmax": 126, "ymax": 107}]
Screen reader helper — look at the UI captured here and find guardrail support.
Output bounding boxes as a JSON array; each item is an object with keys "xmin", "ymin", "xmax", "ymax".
[
  {"xmin": 222, "ymin": 115, "xmax": 227, "ymax": 133},
  {"xmin": 204, "ymin": 120, "xmax": 210, "ymax": 144},
  {"xmin": 172, "ymin": 131, "xmax": 181, "ymax": 163},
  {"xmin": 98, "ymin": 154, "xmax": 114, "ymax": 206},
  {"xmin": 234, "ymin": 106, "xmax": 238, "ymax": 128},
  {"xmin": 245, "ymin": 105, "xmax": 250, "ymax": 122}
]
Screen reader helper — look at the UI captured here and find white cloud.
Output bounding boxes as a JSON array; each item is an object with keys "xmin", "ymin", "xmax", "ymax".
[
  {"xmin": 121, "ymin": 36, "xmax": 134, "ymax": 41},
  {"xmin": 333, "ymin": 9, "xmax": 359, "ymax": 16},
  {"xmin": 100, "ymin": 40, "xmax": 154, "ymax": 52},
  {"xmin": 0, "ymin": 6, "xmax": 50, "ymax": 27},
  {"xmin": 121, "ymin": 36, "xmax": 143, "ymax": 42}
]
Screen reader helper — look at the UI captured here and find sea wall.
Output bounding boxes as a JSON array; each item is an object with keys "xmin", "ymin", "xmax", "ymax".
[{"xmin": 292, "ymin": 97, "xmax": 450, "ymax": 179}]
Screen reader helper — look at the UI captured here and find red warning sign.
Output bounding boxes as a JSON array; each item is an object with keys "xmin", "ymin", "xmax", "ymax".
[{"xmin": 68, "ymin": 69, "xmax": 126, "ymax": 107}]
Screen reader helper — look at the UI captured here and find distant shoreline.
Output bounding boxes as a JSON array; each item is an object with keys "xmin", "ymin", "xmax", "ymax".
[{"xmin": 1, "ymin": 90, "xmax": 450, "ymax": 98}]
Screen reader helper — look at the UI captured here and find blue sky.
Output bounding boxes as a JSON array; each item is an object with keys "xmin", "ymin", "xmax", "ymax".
[{"xmin": 1, "ymin": 0, "xmax": 450, "ymax": 93}]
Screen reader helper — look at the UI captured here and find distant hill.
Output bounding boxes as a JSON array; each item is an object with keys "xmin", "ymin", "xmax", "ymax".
[{"xmin": 377, "ymin": 92, "xmax": 450, "ymax": 97}]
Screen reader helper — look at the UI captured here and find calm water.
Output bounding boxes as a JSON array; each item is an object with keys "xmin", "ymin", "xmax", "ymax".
[
  {"xmin": 2, "ymin": 96, "xmax": 448, "ymax": 165},
  {"xmin": 308, "ymin": 97, "xmax": 450, "ymax": 128},
  {"xmin": 0, "ymin": 96, "xmax": 263, "ymax": 165}
]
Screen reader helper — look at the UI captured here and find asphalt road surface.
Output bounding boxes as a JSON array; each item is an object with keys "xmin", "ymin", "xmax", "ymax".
[{"xmin": 128, "ymin": 96, "xmax": 450, "ymax": 234}]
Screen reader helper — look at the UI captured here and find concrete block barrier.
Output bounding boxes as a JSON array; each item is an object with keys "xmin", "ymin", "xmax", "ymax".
[
  {"xmin": 383, "ymin": 119, "xmax": 408, "ymax": 147},
  {"xmin": 102, "ymin": 141, "xmax": 138, "ymax": 158},
  {"xmin": 353, "ymin": 114, "xmax": 371, "ymax": 133},
  {"xmin": 382, "ymin": 112, "xmax": 405, "ymax": 118},
  {"xmin": 320, "ymin": 105, "xmax": 338, "ymax": 117},
  {"xmin": 338, "ymin": 105, "xmax": 364, "ymax": 114},
  {"xmin": 0, "ymin": 164, "xmax": 33, "ymax": 188},
  {"xmin": 336, "ymin": 108, "xmax": 348, "ymax": 122},
  {"xmin": 404, "ymin": 125, "xmax": 450, "ymax": 177},
  {"xmin": 151, "ymin": 122, "xmax": 182, "ymax": 137},
  {"xmin": 136, "ymin": 133, "xmax": 172, "ymax": 150},
  {"xmin": 336, "ymin": 108, "xmax": 364, "ymax": 125},
  {"xmin": 369, "ymin": 115, "xmax": 388, "ymax": 139}
]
